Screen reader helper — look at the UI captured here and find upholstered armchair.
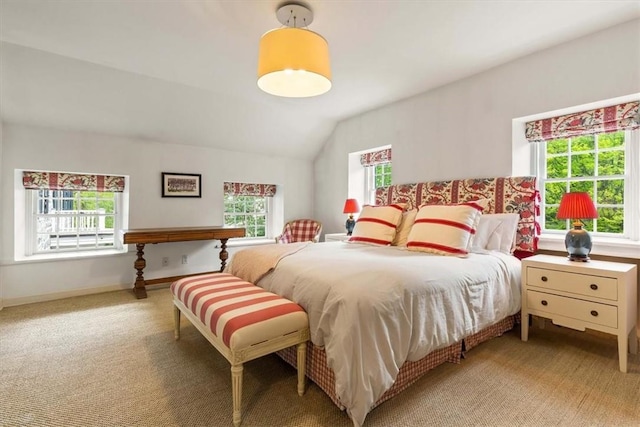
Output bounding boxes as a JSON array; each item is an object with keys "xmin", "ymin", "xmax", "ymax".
[{"xmin": 275, "ymin": 219, "xmax": 323, "ymax": 244}]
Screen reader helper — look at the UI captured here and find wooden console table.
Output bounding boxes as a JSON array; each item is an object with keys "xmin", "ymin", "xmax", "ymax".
[{"xmin": 121, "ymin": 226, "xmax": 245, "ymax": 298}]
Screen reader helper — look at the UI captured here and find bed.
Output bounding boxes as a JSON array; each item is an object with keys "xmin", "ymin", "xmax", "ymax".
[{"xmin": 227, "ymin": 176, "xmax": 538, "ymax": 426}]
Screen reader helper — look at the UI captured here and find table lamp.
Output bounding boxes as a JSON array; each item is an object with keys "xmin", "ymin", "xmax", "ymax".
[
  {"xmin": 343, "ymin": 198, "xmax": 360, "ymax": 236},
  {"xmin": 556, "ymin": 192, "xmax": 598, "ymax": 262}
]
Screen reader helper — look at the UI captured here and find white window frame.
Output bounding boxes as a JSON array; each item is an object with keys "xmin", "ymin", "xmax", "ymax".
[
  {"xmin": 25, "ymin": 189, "xmax": 124, "ymax": 256},
  {"xmin": 223, "ymin": 194, "xmax": 273, "ymax": 240},
  {"xmin": 535, "ymin": 129, "xmax": 639, "ymax": 242},
  {"xmin": 364, "ymin": 162, "xmax": 392, "ymax": 205}
]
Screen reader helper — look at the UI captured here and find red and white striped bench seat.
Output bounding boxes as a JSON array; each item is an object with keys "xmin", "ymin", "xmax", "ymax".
[{"xmin": 171, "ymin": 272, "xmax": 309, "ymax": 427}]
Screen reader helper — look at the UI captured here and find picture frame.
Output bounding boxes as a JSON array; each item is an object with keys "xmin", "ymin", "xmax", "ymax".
[{"xmin": 161, "ymin": 172, "xmax": 202, "ymax": 198}]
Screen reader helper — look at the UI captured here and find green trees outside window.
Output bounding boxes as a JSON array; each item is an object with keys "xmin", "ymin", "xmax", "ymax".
[
  {"xmin": 223, "ymin": 195, "xmax": 267, "ymax": 238},
  {"xmin": 366, "ymin": 162, "xmax": 392, "ymax": 204},
  {"xmin": 542, "ymin": 131, "xmax": 625, "ymax": 234},
  {"xmin": 374, "ymin": 163, "xmax": 392, "ymax": 188}
]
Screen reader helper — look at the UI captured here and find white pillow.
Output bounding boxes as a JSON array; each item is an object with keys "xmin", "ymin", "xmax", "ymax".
[
  {"xmin": 406, "ymin": 201, "xmax": 485, "ymax": 256},
  {"xmin": 348, "ymin": 204, "xmax": 405, "ymax": 246},
  {"xmin": 392, "ymin": 209, "xmax": 417, "ymax": 246},
  {"xmin": 471, "ymin": 213, "xmax": 520, "ymax": 254},
  {"xmin": 462, "ymin": 199, "xmax": 489, "ymax": 249}
]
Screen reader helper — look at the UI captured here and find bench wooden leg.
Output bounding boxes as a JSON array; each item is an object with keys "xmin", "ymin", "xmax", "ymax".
[
  {"xmin": 173, "ymin": 305, "xmax": 181, "ymax": 340},
  {"xmin": 297, "ymin": 341, "xmax": 307, "ymax": 396},
  {"xmin": 231, "ymin": 364, "xmax": 243, "ymax": 427}
]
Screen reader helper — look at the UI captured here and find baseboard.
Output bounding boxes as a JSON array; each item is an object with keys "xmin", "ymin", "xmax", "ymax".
[{"xmin": 2, "ymin": 283, "xmax": 131, "ymax": 308}]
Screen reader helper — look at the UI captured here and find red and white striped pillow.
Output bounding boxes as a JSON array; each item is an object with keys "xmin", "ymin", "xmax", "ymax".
[
  {"xmin": 406, "ymin": 200, "xmax": 486, "ymax": 256},
  {"xmin": 348, "ymin": 204, "xmax": 405, "ymax": 246}
]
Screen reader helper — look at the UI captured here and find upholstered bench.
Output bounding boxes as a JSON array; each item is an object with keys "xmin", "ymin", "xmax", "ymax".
[{"xmin": 171, "ymin": 272, "xmax": 310, "ymax": 427}]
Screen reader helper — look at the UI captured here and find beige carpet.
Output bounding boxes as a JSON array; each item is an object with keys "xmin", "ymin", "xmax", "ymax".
[{"xmin": 1, "ymin": 287, "xmax": 639, "ymax": 427}]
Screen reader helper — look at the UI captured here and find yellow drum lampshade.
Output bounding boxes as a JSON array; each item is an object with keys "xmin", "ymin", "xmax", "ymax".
[{"xmin": 257, "ymin": 27, "xmax": 332, "ymax": 98}]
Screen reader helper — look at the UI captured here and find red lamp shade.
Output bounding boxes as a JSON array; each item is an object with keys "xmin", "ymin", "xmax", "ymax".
[
  {"xmin": 556, "ymin": 192, "xmax": 598, "ymax": 262},
  {"xmin": 343, "ymin": 198, "xmax": 360, "ymax": 214},
  {"xmin": 556, "ymin": 192, "xmax": 598, "ymax": 220}
]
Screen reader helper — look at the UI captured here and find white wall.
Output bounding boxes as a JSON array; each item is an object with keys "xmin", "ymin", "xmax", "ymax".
[
  {"xmin": 0, "ymin": 120, "xmax": 4, "ymax": 309},
  {"xmin": 314, "ymin": 19, "xmax": 640, "ymax": 235},
  {"xmin": 1, "ymin": 124, "xmax": 313, "ymax": 305}
]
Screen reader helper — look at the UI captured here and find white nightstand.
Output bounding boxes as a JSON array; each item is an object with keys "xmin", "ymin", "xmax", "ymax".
[
  {"xmin": 324, "ymin": 233, "xmax": 350, "ymax": 242},
  {"xmin": 521, "ymin": 254, "xmax": 638, "ymax": 372}
]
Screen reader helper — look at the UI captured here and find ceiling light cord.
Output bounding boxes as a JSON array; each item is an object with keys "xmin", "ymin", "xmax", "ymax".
[
  {"xmin": 284, "ymin": 9, "xmax": 295, "ymax": 28},
  {"xmin": 283, "ymin": 9, "xmax": 309, "ymax": 29}
]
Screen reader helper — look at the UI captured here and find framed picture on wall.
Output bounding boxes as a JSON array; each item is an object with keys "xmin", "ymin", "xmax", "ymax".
[{"xmin": 161, "ymin": 172, "xmax": 202, "ymax": 198}]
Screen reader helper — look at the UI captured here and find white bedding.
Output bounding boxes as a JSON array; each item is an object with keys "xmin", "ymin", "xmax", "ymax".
[{"xmin": 249, "ymin": 241, "xmax": 521, "ymax": 426}]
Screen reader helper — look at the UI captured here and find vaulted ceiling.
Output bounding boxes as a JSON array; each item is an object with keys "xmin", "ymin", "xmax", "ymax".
[{"xmin": 2, "ymin": 1, "xmax": 639, "ymax": 160}]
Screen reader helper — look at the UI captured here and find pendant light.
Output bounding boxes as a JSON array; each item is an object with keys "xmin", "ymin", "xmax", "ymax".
[{"xmin": 257, "ymin": 3, "xmax": 331, "ymax": 98}]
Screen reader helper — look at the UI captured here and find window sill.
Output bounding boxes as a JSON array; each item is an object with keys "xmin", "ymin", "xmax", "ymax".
[
  {"xmin": 538, "ymin": 234, "xmax": 640, "ymax": 260},
  {"xmin": 9, "ymin": 248, "xmax": 129, "ymax": 265},
  {"xmin": 222, "ymin": 238, "xmax": 275, "ymax": 248}
]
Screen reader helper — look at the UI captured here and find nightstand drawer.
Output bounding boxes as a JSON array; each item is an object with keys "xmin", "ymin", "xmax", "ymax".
[
  {"xmin": 526, "ymin": 290, "xmax": 618, "ymax": 329},
  {"xmin": 526, "ymin": 267, "xmax": 618, "ymax": 301}
]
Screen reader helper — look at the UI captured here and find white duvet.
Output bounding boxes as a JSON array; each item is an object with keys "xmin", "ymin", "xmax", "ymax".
[{"xmin": 252, "ymin": 242, "xmax": 522, "ymax": 426}]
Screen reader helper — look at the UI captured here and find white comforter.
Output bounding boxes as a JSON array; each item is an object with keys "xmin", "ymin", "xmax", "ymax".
[{"xmin": 253, "ymin": 242, "xmax": 521, "ymax": 426}]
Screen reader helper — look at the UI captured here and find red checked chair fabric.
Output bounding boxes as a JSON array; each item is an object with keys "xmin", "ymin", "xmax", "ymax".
[{"xmin": 276, "ymin": 219, "xmax": 322, "ymax": 244}]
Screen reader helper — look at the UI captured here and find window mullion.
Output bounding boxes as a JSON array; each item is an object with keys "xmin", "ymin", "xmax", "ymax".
[
  {"xmin": 364, "ymin": 167, "xmax": 372, "ymax": 205},
  {"xmin": 536, "ymin": 142, "xmax": 546, "ymax": 231},
  {"xmin": 266, "ymin": 196, "xmax": 272, "ymax": 237},
  {"xmin": 26, "ymin": 191, "xmax": 36, "ymax": 256},
  {"xmin": 114, "ymin": 192, "xmax": 123, "ymax": 250},
  {"xmin": 625, "ymin": 130, "xmax": 639, "ymax": 240},
  {"xmin": 593, "ymin": 134, "xmax": 599, "ymax": 232}
]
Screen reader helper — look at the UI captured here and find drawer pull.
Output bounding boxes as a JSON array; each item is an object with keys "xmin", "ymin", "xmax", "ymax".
[
  {"xmin": 590, "ymin": 284, "xmax": 598, "ymax": 290},
  {"xmin": 541, "ymin": 300, "xmax": 548, "ymax": 306},
  {"xmin": 541, "ymin": 276, "xmax": 548, "ymax": 282},
  {"xmin": 590, "ymin": 310, "xmax": 598, "ymax": 317}
]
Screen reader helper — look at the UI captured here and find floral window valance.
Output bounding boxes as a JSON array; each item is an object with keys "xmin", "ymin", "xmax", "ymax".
[
  {"xmin": 525, "ymin": 101, "xmax": 640, "ymax": 142},
  {"xmin": 223, "ymin": 182, "xmax": 276, "ymax": 197},
  {"xmin": 360, "ymin": 148, "xmax": 392, "ymax": 167},
  {"xmin": 23, "ymin": 171, "xmax": 126, "ymax": 192}
]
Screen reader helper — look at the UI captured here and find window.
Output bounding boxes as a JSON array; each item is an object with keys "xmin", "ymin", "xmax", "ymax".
[
  {"xmin": 532, "ymin": 120, "xmax": 639, "ymax": 242},
  {"xmin": 223, "ymin": 195, "xmax": 269, "ymax": 238},
  {"xmin": 365, "ymin": 162, "xmax": 392, "ymax": 204},
  {"xmin": 223, "ymin": 182, "xmax": 276, "ymax": 239},
  {"xmin": 361, "ymin": 147, "xmax": 392, "ymax": 204},
  {"xmin": 28, "ymin": 189, "xmax": 121, "ymax": 253},
  {"xmin": 22, "ymin": 171, "xmax": 127, "ymax": 256}
]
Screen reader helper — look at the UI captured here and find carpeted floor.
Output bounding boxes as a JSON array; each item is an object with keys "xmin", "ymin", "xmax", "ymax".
[{"xmin": 1, "ymin": 287, "xmax": 638, "ymax": 427}]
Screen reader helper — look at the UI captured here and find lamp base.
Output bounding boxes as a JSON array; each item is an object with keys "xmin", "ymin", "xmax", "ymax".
[
  {"xmin": 565, "ymin": 225, "xmax": 593, "ymax": 262},
  {"xmin": 567, "ymin": 253, "xmax": 590, "ymax": 262},
  {"xmin": 345, "ymin": 217, "xmax": 355, "ymax": 236}
]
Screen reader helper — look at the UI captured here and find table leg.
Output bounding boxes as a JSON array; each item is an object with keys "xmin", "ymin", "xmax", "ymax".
[
  {"xmin": 629, "ymin": 326, "xmax": 638, "ymax": 355},
  {"xmin": 133, "ymin": 243, "xmax": 148, "ymax": 299},
  {"xmin": 521, "ymin": 311, "xmax": 529, "ymax": 341},
  {"xmin": 218, "ymin": 238, "xmax": 230, "ymax": 272},
  {"xmin": 618, "ymin": 333, "xmax": 628, "ymax": 373}
]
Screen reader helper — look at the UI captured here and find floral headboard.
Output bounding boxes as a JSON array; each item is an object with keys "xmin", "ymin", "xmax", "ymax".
[{"xmin": 375, "ymin": 176, "xmax": 539, "ymax": 255}]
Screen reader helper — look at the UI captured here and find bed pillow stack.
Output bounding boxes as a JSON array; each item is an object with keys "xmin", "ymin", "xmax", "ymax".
[
  {"xmin": 406, "ymin": 200, "xmax": 487, "ymax": 256},
  {"xmin": 348, "ymin": 204, "xmax": 405, "ymax": 246}
]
